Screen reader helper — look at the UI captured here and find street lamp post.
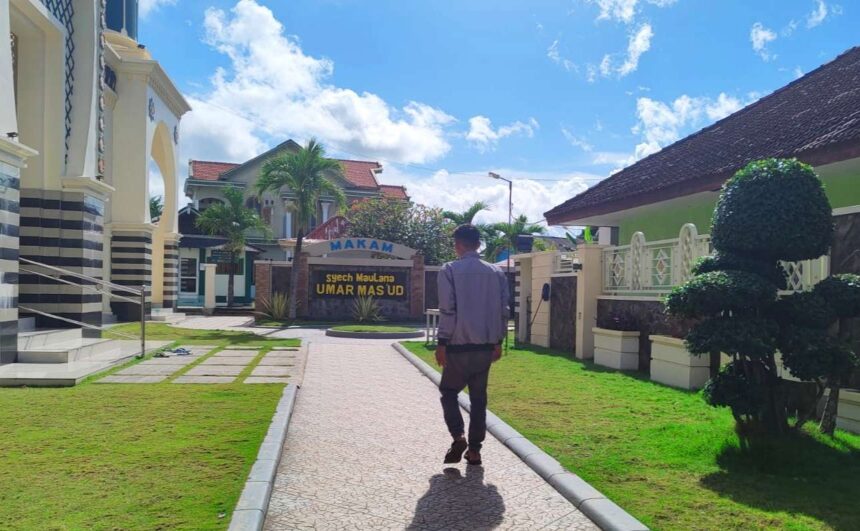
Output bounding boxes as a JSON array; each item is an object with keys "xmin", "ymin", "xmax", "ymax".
[{"xmin": 489, "ymin": 171, "xmax": 513, "ymax": 350}]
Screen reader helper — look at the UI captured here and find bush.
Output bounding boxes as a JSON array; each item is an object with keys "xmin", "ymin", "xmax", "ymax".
[
  {"xmin": 685, "ymin": 317, "xmax": 778, "ymax": 358},
  {"xmin": 692, "ymin": 252, "xmax": 788, "ymax": 290},
  {"xmin": 665, "ymin": 270, "xmax": 777, "ymax": 318},
  {"xmin": 710, "ymin": 159, "xmax": 833, "ymax": 261},
  {"xmin": 814, "ymin": 274, "xmax": 860, "ymax": 318},
  {"xmin": 256, "ymin": 292, "xmax": 289, "ymax": 322},
  {"xmin": 778, "ymin": 327, "xmax": 858, "ymax": 382},
  {"xmin": 772, "ymin": 291, "xmax": 835, "ymax": 329},
  {"xmin": 704, "ymin": 361, "xmax": 768, "ymax": 417},
  {"xmin": 352, "ymin": 295, "xmax": 385, "ymax": 323}
]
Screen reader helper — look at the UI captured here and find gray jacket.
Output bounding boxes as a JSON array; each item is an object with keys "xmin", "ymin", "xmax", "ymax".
[{"xmin": 437, "ymin": 251, "xmax": 509, "ymax": 347}]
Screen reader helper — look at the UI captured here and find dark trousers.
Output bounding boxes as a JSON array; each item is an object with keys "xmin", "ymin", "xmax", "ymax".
[{"xmin": 439, "ymin": 349, "xmax": 493, "ymax": 452}]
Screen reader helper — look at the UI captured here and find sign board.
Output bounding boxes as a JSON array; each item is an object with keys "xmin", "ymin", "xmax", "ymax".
[
  {"xmin": 209, "ymin": 250, "xmax": 234, "ymax": 263},
  {"xmin": 303, "ymin": 238, "xmax": 417, "ymax": 260},
  {"xmin": 311, "ymin": 269, "xmax": 408, "ymax": 300}
]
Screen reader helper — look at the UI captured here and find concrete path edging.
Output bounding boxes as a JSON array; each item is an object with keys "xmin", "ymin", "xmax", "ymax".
[
  {"xmin": 229, "ymin": 383, "xmax": 299, "ymax": 531},
  {"xmin": 392, "ymin": 342, "xmax": 649, "ymax": 531},
  {"xmin": 325, "ymin": 328, "xmax": 424, "ymax": 339}
]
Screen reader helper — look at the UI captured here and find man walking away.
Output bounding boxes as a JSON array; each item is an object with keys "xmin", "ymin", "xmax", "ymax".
[{"xmin": 436, "ymin": 224, "xmax": 509, "ymax": 466}]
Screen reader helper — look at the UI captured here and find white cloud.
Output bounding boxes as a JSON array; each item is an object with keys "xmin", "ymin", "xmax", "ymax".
[
  {"xmin": 793, "ymin": 66, "xmax": 805, "ymax": 78},
  {"xmin": 139, "ymin": 0, "xmax": 176, "ymax": 18},
  {"xmin": 806, "ymin": 0, "xmax": 829, "ymax": 27},
  {"xmin": 547, "ymin": 40, "xmax": 577, "ymax": 72},
  {"xmin": 466, "ymin": 116, "xmax": 539, "ymax": 152},
  {"xmin": 185, "ymin": 0, "xmax": 456, "ymax": 168},
  {"xmin": 592, "ymin": 151, "xmax": 635, "ymax": 166},
  {"xmin": 632, "ymin": 92, "xmax": 750, "ymax": 160},
  {"xmin": 586, "ymin": 0, "xmax": 678, "ymax": 23},
  {"xmin": 618, "ymin": 24, "xmax": 653, "ymax": 76},
  {"xmin": 381, "ymin": 165, "xmax": 596, "ymax": 232},
  {"xmin": 782, "ymin": 19, "xmax": 799, "ymax": 36},
  {"xmin": 750, "ymin": 22, "xmax": 777, "ymax": 61},
  {"xmin": 561, "ymin": 128, "xmax": 593, "ymax": 152},
  {"xmin": 597, "ymin": 24, "xmax": 654, "ymax": 78}
]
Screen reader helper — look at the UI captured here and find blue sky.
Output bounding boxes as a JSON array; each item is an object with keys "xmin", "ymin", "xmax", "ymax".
[{"xmin": 140, "ymin": 0, "xmax": 857, "ymax": 227}]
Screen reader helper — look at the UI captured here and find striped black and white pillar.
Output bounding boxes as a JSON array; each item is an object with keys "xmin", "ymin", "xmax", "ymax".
[
  {"xmin": 162, "ymin": 235, "xmax": 180, "ymax": 309},
  {"xmin": 0, "ymin": 152, "xmax": 25, "ymax": 363},
  {"xmin": 18, "ymin": 190, "xmax": 105, "ymax": 337},
  {"xmin": 109, "ymin": 229, "xmax": 152, "ymax": 321}
]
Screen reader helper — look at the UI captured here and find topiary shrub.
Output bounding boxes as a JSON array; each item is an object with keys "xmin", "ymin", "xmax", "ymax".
[
  {"xmin": 710, "ymin": 159, "xmax": 833, "ymax": 261},
  {"xmin": 667, "ymin": 158, "xmax": 860, "ymax": 440}
]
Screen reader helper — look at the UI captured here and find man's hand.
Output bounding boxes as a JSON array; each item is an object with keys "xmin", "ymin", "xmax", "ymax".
[
  {"xmin": 492, "ymin": 344, "xmax": 502, "ymax": 363},
  {"xmin": 435, "ymin": 345, "xmax": 447, "ymax": 368}
]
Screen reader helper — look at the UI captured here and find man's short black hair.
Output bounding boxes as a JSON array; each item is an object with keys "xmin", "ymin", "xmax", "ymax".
[{"xmin": 453, "ymin": 224, "xmax": 482, "ymax": 249}]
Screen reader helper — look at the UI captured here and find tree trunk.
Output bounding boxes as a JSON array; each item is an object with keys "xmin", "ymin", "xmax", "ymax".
[
  {"xmin": 288, "ymin": 231, "xmax": 304, "ymax": 320},
  {"xmin": 227, "ymin": 251, "xmax": 236, "ymax": 308},
  {"xmin": 820, "ymin": 385, "xmax": 840, "ymax": 436}
]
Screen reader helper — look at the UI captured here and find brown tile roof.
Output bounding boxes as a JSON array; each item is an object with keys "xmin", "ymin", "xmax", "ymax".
[
  {"xmin": 188, "ymin": 160, "xmax": 240, "ymax": 181},
  {"xmin": 336, "ymin": 159, "xmax": 382, "ymax": 189},
  {"xmin": 545, "ymin": 46, "xmax": 860, "ymax": 225},
  {"xmin": 379, "ymin": 184, "xmax": 409, "ymax": 200}
]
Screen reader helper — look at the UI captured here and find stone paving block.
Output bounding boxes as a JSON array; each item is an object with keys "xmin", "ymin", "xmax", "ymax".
[
  {"xmin": 185, "ymin": 365, "xmax": 244, "ymax": 377},
  {"xmin": 98, "ymin": 375, "xmax": 167, "ymax": 384},
  {"xmin": 257, "ymin": 355, "xmax": 295, "ymax": 366},
  {"xmin": 172, "ymin": 376, "xmax": 236, "ymax": 384},
  {"xmin": 213, "ymin": 350, "xmax": 259, "ymax": 358},
  {"xmin": 144, "ymin": 355, "xmax": 200, "ymax": 365},
  {"xmin": 270, "ymin": 346, "xmax": 299, "ymax": 351},
  {"xmin": 221, "ymin": 346, "xmax": 261, "ymax": 351},
  {"xmin": 200, "ymin": 356, "xmax": 253, "ymax": 366},
  {"xmin": 245, "ymin": 377, "xmax": 290, "ymax": 384},
  {"xmin": 115, "ymin": 364, "xmax": 184, "ymax": 376},
  {"xmin": 251, "ymin": 366, "xmax": 292, "ymax": 377}
]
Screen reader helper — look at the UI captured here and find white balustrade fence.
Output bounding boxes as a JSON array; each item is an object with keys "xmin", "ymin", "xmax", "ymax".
[{"xmin": 601, "ymin": 223, "xmax": 829, "ymax": 296}]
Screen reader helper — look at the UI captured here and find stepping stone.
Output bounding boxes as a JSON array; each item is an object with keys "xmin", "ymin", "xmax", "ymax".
[
  {"xmin": 200, "ymin": 356, "xmax": 252, "ymax": 366},
  {"xmin": 257, "ymin": 356, "xmax": 295, "ymax": 366},
  {"xmin": 98, "ymin": 375, "xmax": 166, "ymax": 384},
  {"xmin": 185, "ymin": 365, "xmax": 244, "ymax": 377},
  {"xmin": 145, "ymin": 356, "xmax": 199, "ymax": 365},
  {"xmin": 173, "ymin": 376, "xmax": 236, "ymax": 384},
  {"xmin": 214, "ymin": 350, "xmax": 259, "ymax": 358},
  {"xmin": 221, "ymin": 346, "xmax": 261, "ymax": 351},
  {"xmin": 271, "ymin": 346, "xmax": 299, "ymax": 351},
  {"xmin": 115, "ymin": 364, "xmax": 184, "ymax": 376},
  {"xmin": 245, "ymin": 376, "xmax": 289, "ymax": 384},
  {"xmin": 251, "ymin": 366, "xmax": 293, "ymax": 377},
  {"xmin": 172, "ymin": 346, "xmax": 217, "ymax": 355}
]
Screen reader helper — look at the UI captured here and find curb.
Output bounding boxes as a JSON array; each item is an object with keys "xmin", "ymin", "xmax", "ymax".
[
  {"xmin": 228, "ymin": 383, "xmax": 299, "ymax": 531},
  {"xmin": 392, "ymin": 342, "xmax": 649, "ymax": 531},
  {"xmin": 325, "ymin": 328, "xmax": 424, "ymax": 339}
]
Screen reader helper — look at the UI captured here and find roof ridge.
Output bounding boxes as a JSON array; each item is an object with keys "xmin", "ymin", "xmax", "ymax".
[
  {"xmin": 190, "ymin": 159, "xmax": 240, "ymax": 165},
  {"xmin": 335, "ymin": 158, "xmax": 381, "ymax": 165}
]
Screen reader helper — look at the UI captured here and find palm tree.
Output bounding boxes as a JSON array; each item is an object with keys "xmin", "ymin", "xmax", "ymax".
[
  {"xmin": 483, "ymin": 214, "xmax": 545, "ymax": 262},
  {"xmin": 195, "ymin": 186, "xmax": 270, "ymax": 308},
  {"xmin": 149, "ymin": 195, "xmax": 163, "ymax": 221},
  {"xmin": 442, "ymin": 201, "xmax": 488, "ymax": 225},
  {"xmin": 256, "ymin": 139, "xmax": 347, "ymax": 320}
]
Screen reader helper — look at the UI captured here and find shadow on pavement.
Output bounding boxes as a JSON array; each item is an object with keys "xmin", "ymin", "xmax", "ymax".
[{"xmin": 409, "ymin": 466, "xmax": 505, "ymax": 530}]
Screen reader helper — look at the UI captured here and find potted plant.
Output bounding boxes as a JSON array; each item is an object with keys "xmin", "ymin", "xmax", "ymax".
[{"xmin": 593, "ymin": 312, "xmax": 640, "ymax": 370}]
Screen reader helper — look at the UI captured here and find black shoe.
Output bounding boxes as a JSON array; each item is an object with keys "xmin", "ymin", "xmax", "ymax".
[
  {"xmin": 465, "ymin": 450, "xmax": 482, "ymax": 466},
  {"xmin": 443, "ymin": 439, "xmax": 468, "ymax": 464}
]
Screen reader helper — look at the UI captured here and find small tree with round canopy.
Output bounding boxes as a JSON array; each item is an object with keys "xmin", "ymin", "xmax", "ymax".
[{"xmin": 667, "ymin": 158, "xmax": 860, "ymax": 441}]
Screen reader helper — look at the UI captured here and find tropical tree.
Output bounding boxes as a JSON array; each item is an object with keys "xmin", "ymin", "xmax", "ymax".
[
  {"xmin": 256, "ymin": 139, "xmax": 346, "ymax": 319},
  {"xmin": 482, "ymin": 215, "xmax": 545, "ymax": 262},
  {"xmin": 347, "ymin": 197, "xmax": 456, "ymax": 265},
  {"xmin": 149, "ymin": 195, "xmax": 163, "ymax": 221},
  {"xmin": 195, "ymin": 186, "xmax": 270, "ymax": 308},
  {"xmin": 442, "ymin": 201, "xmax": 488, "ymax": 225}
]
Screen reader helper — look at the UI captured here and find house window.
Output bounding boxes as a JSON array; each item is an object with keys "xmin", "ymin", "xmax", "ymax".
[
  {"xmin": 199, "ymin": 197, "xmax": 223, "ymax": 211},
  {"xmin": 180, "ymin": 257, "xmax": 197, "ymax": 293}
]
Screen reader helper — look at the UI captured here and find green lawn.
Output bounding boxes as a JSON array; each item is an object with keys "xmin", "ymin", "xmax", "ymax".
[
  {"xmin": 0, "ymin": 325, "xmax": 301, "ymax": 529},
  {"xmin": 403, "ymin": 341, "xmax": 860, "ymax": 531},
  {"xmin": 106, "ymin": 322, "xmax": 300, "ymax": 347},
  {"xmin": 331, "ymin": 324, "xmax": 418, "ymax": 333}
]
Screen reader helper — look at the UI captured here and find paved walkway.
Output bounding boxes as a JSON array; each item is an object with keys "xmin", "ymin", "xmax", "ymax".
[{"xmin": 265, "ymin": 340, "xmax": 597, "ymax": 530}]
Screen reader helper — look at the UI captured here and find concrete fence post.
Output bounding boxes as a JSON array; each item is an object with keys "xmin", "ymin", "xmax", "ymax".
[
  {"xmin": 202, "ymin": 264, "xmax": 217, "ymax": 315},
  {"xmin": 575, "ymin": 245, "xmax": 606, "ymax": 360}
]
